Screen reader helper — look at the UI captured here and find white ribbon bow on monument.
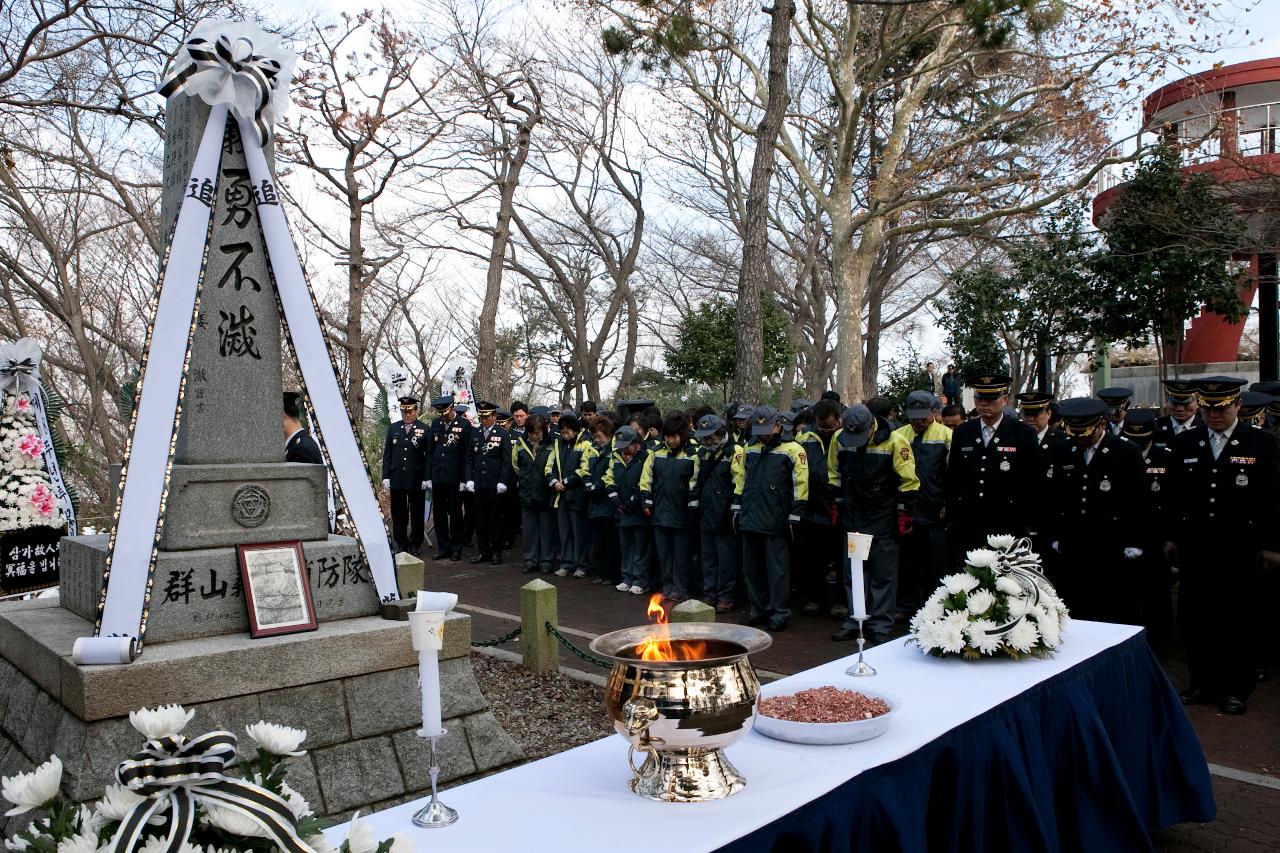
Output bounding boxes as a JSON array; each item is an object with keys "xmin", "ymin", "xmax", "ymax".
[{"xmin": 0, "ymin": 338, "xmax": 43, "ymax": 396}]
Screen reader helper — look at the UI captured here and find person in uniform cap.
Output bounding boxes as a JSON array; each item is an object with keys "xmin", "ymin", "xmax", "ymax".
[
  {"xmin": 583, "ymin": 416, "xmax": 621, "ymax": 586},
  {"xmin": 1120, "ymin": 408, "xmax": 1176, "ymax": 639},
  {"xmin": 496, "ymin": 407, "xmax": 522, "ymax": 546},
  {"xmin": 469, "ymin": 401, "xmax": 513, "ymax": 565},
  {"xmin": 791, "ymin": 399, "xmax": 814, "ymax": 415},
  {"xmin": 944, "ymin": 374, "xmax": 1040, "ymax": 562},
  {"xmin": 1256, "ymin": 381, "xmax": 1280, "ymax": 436},
  {"xmin": 694, "ymin": 414, "xmax": 739, "ymax": 612},
  {"xmin": 893, "ymin": 391, "xmax": 950, "ymax": 617},
  {"xmin": 732, "ymin": 404, "xmax": 755, "ymax": 445},
  {"xmin": 425, "ymin": 394, "xmax": 475, "ymax": 561},
  {"xmin": 546, "ymin": 411, "xmax": 597, "ymax": 577},
  {"xmin": 829, "ymin": 404, "xmax": 919, "ymax": 644},
  {"xmin": 1017, "ymin": 390, "xmax": 1066, "ymax": 554},
  {"xmin": 792, "ymin": 400, "xmax": 841, "ymax": 618},
  {"xmin": 1044, "ymin": 398, "xmax": 1146, "ymax": 623},
  {"xmin": 382, "ymin": 396, "xmax": 429, "ymax": 555},
  {"xmin": 1095, "ymin": 387, "xmax": 1134, "ymax": 436},
  {"xmin": 1238, "ymin": 391, "xmax": 1272, "ymax": 426},
  {"xmin": 1166, "ymin": 376, "xmax": 1280, "ymax": 715},
  {"xmin": 608, "ymin": 425, "xmax": 652, "ymax": 594},
  {"xmin": 283, "ymin": 392, "xmax": 323, "ymax": 464},
  {"xmin": 1154, "ymin": 379, "xmax": 1201, "ymax": 446},
  {"xmin": 640, "ymin": 413, "xmax": 700, "ymax": 603},
  {"xmin": 731, "ymin": 405, "xmax": 809, "ymax": 632}
]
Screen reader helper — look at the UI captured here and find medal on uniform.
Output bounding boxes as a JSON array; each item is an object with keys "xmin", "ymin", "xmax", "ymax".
[
  {"xmin": 1099, "ymin": 478, "xmax": 1111, "ymax": 492},
  {"xmin": 999, "ymin": 459, "xmax": 1010, "ymax": 472},
  {"xmin": 1151, "ymin": 481, "xmax": 1160, "ymax": 493},
  {"xmin": 1236, "ymin": 473, "xmax": 1249, "ymax": 486}
]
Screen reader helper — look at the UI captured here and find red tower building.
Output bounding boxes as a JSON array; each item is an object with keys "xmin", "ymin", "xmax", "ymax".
[{"xmin": 1093, "ymin": 58, "xmax": 1280, "ymax": 379}]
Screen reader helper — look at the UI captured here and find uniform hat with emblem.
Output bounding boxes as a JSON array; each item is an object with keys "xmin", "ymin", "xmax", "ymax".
[
  {"xmin": 777, "ymin": 410, "xmax": 797, "ymax": 439},
  {"xmin": 496, "ymin": 409, "xmax": 512, "ymax": 423},
  {"xmin": 693, "ymin": 414, "xmax": 726, "ymax": 438},
  {"xmin": 1250, "ymin": 380, "xmax": 1280, "ymax": 395},
  {"xmin": 905, "ymin": 390, "xmax": 939, "ymax": 419},
  {"xmin": 837, "ymin": 404, "xmax": 875, "ymax": 448},
  {"xmin": 791, "ymin": 399, "xmax": 813, "ymax": 414},
  {"xmin": 283, "ymin": 391, "xmax": 305, "ymax": 420},
  {"xmin": 615, "ymin": 425, "xmax": 641, "ymax": 447},
  {"xmin": 475, "ymin": 400, "xmax": 498, "ymax": 415},
  {"xmin": 1240, "ymin": 391, "xmax": 1273, "ymax": 419},
  {"xmin": 1194, "ymin": 375, "xmax": 1246, "ymax": 407},
  {"xmin": 1121, "ymin": 408, "xmax": 1157, "ymax": 440},
  {"xmin": 1095, "ymin": 387, "xmax": 1133, "ymax": 413},
  {"xmin": 399, "ymin": 395, "xmax": 421, "ymax": 408},
  {"xmin": 1057, "ymin": 397, "xmax": 1108, "ymax": 436},
  {"xmin": 429, "ymin": 394, "xmax": 453, "ymax": 410},
  {"xmin": 735, "ymin": 404, "xmax": 756, "ymax": 424},
  {"xmin": 1016, "ymin": 390, "xmax": 1054, "ymax": 414},
  {"xmin": 1161, "ymin": 378, "xmax": 1197, "ymax": 403},
  {"xmin": 750, "ymin": 405, "xmax": 781, "ymax": 436},
  {"xmin": 724, "ymin": 401, "xmax": 740, "ymax": 421},
  {"xmin": 966, "ymin": 373, "xmax": 1012, "ymax": 399},
  {"xmin": 530, "ymin": 405, "xmax": 550, "ymax": 417}
]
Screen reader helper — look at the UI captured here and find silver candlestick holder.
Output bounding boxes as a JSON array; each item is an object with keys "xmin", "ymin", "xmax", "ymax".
[
  {"xmin": 411, "ymin": 731, "xmax": 458, "ymax": 828},
  {"xmin": 844, "ymin": 617, "xmax": 877, "ymax": 677}
]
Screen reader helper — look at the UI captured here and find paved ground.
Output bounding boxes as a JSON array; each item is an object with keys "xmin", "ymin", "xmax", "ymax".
[{"xmin": 428, "ymin": 554, "xmax": 1279, "ymax": 851}]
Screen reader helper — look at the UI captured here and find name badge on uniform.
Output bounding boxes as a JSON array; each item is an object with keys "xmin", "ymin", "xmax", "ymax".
[
  {"xmin": 999, "ymin": 459, "xmax": 1010, "ymax": 472},
  {"xmin": 1099, "ymin": 478, "xmax": 1111, "ymax": 492},
  {"xmin": 1236, "ymin": 473, "xmax": 1249, "ymax": 487}
]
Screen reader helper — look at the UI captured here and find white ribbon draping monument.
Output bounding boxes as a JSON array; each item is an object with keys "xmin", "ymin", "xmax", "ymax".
[{"xmin": 80, "ymin": 20, "xmax": 398, "ymax": 661}]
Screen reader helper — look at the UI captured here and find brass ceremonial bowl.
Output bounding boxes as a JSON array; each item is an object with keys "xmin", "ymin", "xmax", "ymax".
[{"xmin": 589, "ymin": 623, "xmax": 772, "ymax": 802}]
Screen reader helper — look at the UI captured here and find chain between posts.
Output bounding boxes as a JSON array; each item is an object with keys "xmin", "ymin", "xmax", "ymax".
[
  {"xmin": 545, "ymin": 621, "xmax": 612, "ymax": 668},
  {"xmin": 471, "ymin": 625, "xmax": 522, "ymax": 647}
]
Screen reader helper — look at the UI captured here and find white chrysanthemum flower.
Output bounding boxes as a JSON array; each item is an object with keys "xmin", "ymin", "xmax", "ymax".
[
  {"xmin": 5, "ymin": 835, "xmax": 32, "ymax": 852},
  {"xmin": 3, "ymin": 755, "xmax": 62, "ymax": 816},
  {"xmin": 986, "ymin": 534, "xmax": 1016, "ymax": 550},
  {"xmin": 129, "ymin": 705, "xmax": 194, "ymax": 739},
  {"xmin": 912, "ymin": 618, "xmax": 940, "ymax": 652},
  {"xmin": 138, "ymin": 836, "xmax": 200, "ymax": 853},
  {"xmin": 965, "ymin": 548, "xmax": 1000, "ymax": 569},
  {"xmin": 1038, "ymin": 613, "xmax": 1062, "ymax": 648},
  {"xmin": 201, "ymin": 804, "xmax": 270, "ymax": 838},
  {"xmin": 94, "ymin": 783, "xmax": 145, "ymax": 824},
  {"xmin": 280, "ymin": 783, "xmax": 312, "ymax": 820},
  {"xmin": 387, "ymin": 834, "xmax": 413, "ymax": 853},
  {"xmin": 942, "ymin": 573, "xmax": 980, "ymax": 595},
  {"xmin": 54, "ymin": 829, "xmax": 99, "ymax": 853},
  {"xmin": 305, "ymin": 836, "xmax": 337, "ymax": 853},
  {"xmin": 965, "ymin": 588, "xmax": 996, "ymax": 615},
  {"xmin": 345, "ymin": 812, "xmax": 378, "ymax": 853},
  {"xmin": 245, "ymin": 722, "xmax": 307, "ymax": 757},
  {"xmin": 995, "ymin": 576, "xmax": 1023, "ymax": 596},
  {"xmin": 909, "ymin": 596, "xmax": 945, "ymax": 631},
  {"xmin": 1007, "ymin": 618, "xmax": 1040, "ymax": 652},
  {"xmin": 963, "ymin": 619, "xmax": 1004, "ymax": 655},
  {"xmin": 937, "ymin": 610, "xmax": 969, "ymax": 654}
]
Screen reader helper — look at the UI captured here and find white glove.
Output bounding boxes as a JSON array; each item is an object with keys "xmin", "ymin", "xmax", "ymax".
[
  {"xmin": 465, "ymin": 481, "xmax": 475, "ymax": 492},
  {"xmin": 381, "ymin": 479, "xmax": 390, "ymax": 489},
  {"xmin": 1123, "ymin": 547, "xmax": 1143, "ymax": 559},
  {"xmin": 425, "ymin": 480, "xmax": 432, "ymax": 490},
  {"xmin": 497, "ymin": 483, "xmax": 508, "ymax": 494},
  {"xmin": 1051, "ymin": 541, "xmax": 1060, "ymax": 553},
  {"xmin": 420, "ymin": 481, "xmax": 428, "ymax": 490},
  {"xmin": 687, "ymin": 499, "xmax": 699, "ymax": 509}
]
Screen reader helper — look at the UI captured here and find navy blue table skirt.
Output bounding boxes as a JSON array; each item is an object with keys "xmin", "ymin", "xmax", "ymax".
[{"xmin": 718, "ymin": 633, "xmax": 1214, "ymax": 853}]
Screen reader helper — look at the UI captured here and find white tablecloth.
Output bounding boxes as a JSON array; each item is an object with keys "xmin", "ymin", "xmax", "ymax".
[{"xmin": 324, "ymin": 621, "xmax": 1141, "ymax": 853}]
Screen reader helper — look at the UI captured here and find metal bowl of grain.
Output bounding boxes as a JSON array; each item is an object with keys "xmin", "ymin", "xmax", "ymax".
[{"xmin": 753, "ymin": 681, "xmax": 897, "ymax": 745}]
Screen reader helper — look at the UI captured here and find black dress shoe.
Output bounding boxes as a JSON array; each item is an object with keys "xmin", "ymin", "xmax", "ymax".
[
  {"xmin": 490, "ymin": 554, "xmax": 502, "ymax": 566},
  {"xmin": 766, "ymin": 619, "xmax": 789, "ymax": 633},
  {"xmin": 831, "ymin": 626, "xmax": 860, "ymax": 642},
  {"xmin": 1178, "ymin": 686, "xmax": 1211, "ymax": 706},
  {"xmin": 743, "ymin": 614, "xmax": 769, "ymax": 628},
  {"xmin": 521, "ymin": 565, "xmax": 536, "ymax": 574},
  {"xmin": 433, "ymin": 551, "xmax": 448, "ymax": 561},
  {"xmin": 1218, "ymin": 696, "xmax": 1247, "ymax": 715},
  {"xmin": 469, "ymin": 554, "xmax": 490, "ymax": 564},
  {"xmin": 450, "ymin": 552, "xmax": 462, "ymax": 562}
]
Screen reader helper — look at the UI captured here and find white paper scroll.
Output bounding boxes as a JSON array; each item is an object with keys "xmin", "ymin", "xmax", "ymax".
[
  {"xmin": 72, "ymin": 635, "xmax": 137, "ymax": 664},
  {"xmin": 240, "ymin": 119, "xmax": 397, "ymax": 602},
  {"xmin": 93, "ymin": 104, "xmax": 229, "ymax": 646}
]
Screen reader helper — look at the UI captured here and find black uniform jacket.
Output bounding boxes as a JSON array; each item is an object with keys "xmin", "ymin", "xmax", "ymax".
[
  {"xmin": 945, "ymin": 416, "xmax": 1041, "ymax": 538},
  {"xmin": 471, "ymin": 425, "xmax": 513, "ymax": 490},
  {"xmin": 426, "ymin": 415, "xmax": 475, "ymax": 485},
  {"xmin": 287, "ymin": 430, "xmax": 323, "ymax": 465},
  {"xmin": 382, "ymin": 420, "xmax": 428, "ymax": 490},
  {"xmin": 1166, "ymin": 423, "xmax": 1280, "ymax": 555},
  {"xmin": 1044, "ymin": 433, "xmax": 1146, "ymax": 554}
]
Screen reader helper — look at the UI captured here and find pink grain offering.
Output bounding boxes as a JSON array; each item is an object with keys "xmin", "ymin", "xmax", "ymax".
[{"xmin": 758, "ymin": 686, "xmax": 890, "ymax": 723}]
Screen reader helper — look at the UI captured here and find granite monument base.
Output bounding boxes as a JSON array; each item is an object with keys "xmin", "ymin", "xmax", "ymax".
[
  {"xmin": 0, "ymin": 598, "xmax": 523, "ymax": 831},
  {"xmin": 59, "ymin": 534, "xmax": 379, "ymax": 644}
]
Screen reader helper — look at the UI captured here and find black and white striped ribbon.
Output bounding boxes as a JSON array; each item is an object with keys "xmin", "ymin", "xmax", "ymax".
[
  {"xmin": 159, "ymin": 34, "xmax": 282, "ymax": 147},
  {"xmin": 985, "ymin": 537, "xmax": 1056, "ymax": 637},
  {"xmin": 111, "ymin": 731, "xmax": 313, "ymax": 853}
]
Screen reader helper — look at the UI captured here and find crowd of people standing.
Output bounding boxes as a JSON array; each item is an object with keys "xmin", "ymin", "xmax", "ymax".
[{"xmin": 374, "ymin": 372, "xmax": 1280, "ymax": 716}]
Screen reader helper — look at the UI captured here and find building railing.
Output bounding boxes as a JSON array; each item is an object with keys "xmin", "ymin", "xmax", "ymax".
[{"xmin": 1092, "ymin": 99, "xmax": 1280, "ymax": 195}]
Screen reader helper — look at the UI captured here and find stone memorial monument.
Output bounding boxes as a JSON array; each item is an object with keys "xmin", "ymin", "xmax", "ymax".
[{"xmin": 0, "ymin": 22, "xmax": 519, "ymax": 828}]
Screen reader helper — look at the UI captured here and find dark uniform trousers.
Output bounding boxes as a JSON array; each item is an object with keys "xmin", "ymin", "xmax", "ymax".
[
  {"xmin": 390, "ymin": 490, "xmax": 426, "ymax": 553},
  {"xmin": 945, "ymin": 418, "xmax": 1040, "ymax": 566},
  {"xmin": 900, "ymin": 519, "xmax": 947, "ymax": 610},
  {"xmin": 433, "ymin": 485, "xmax": 464, "ymax": 556},
  {"xmin": 1170, "ymin": 424, "xmax": 1280, "ymax": 700},
  {"xmin": 522, "ymin": 506, "xmax": 557, "ymax": 572},
  {"xmin": 742, "ymin": 532, "xmax": 791, "ymax": 622},
  {"xmin": 383, "ymin": 420, "xmax": 428, "ymax": 553}
]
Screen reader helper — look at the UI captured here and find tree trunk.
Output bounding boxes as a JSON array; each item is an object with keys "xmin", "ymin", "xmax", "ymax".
[
  {"xmin": 620, "ymin": 287, "xmax": 638, "ymax": 398},
  {"xmin": 862, "ymin": 274, "xmax": 884, "ymax": 399},
  {"xmin": 833, "ymin": 213, "xmax": 884, "ymax": 403},
  {"xmin": 731, "ymin": 0, "xmax": 793, "ymax": 404},
  {"xmin": 345, "ymin": 199, "xmax": 365, "ymax": 425}
]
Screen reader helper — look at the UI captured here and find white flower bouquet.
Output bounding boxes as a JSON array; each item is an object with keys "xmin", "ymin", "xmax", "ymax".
[
  {"xmin": 909, "ymin": 534, "xmax": 1069, "ymax": 660},
  {"xmin": 0, "ymin": 393, "xmax": 65, "ymax": 533},
  {"xmin": 2, "ymin": 704, "xmax": 412, "ymax": 853}
]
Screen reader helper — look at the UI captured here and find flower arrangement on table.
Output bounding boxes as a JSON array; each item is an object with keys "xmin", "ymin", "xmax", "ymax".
[
  {"xmin": 0, "ymin": 391, "xmax": 65, "ymax": 533},
  {"xmin": 909, "ymin": 534, "xmax": 1069, "ymax": 660},
  {"xmin": 2, "ymin": 704, "xmax": 412, "ymax": 853}
]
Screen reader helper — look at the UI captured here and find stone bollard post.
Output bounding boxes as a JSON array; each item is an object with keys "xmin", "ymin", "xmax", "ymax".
[
  {"xmin": 394, "ymin": 551, "xmax": 426, "ymax": 598},
  {"xmin": 520, "ymin": 578, "xmax": 559, "ymax": 673},
  {"xmin": 670, "ymin": 599, "xmax": 715, "ymax": 623}
]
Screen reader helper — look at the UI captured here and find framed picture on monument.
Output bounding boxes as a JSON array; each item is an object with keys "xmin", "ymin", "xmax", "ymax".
[{"xmin": 236, "ymin": 541, "xmax": 317, "ymax": 638}]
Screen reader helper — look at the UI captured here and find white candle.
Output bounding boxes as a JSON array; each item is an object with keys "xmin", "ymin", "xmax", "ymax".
[
  {"xmin": 847, "ymin": 533, "xmax": 872, "ymax": 621},
  {"xmin": 410, "ymin": 591, "xmax": 458, "ymax": 739}
]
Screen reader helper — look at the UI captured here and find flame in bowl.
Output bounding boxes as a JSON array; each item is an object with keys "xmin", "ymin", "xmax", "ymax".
[{"xmin": 635, "ymin": 595, "xmax": 707, "ymax": 661}]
